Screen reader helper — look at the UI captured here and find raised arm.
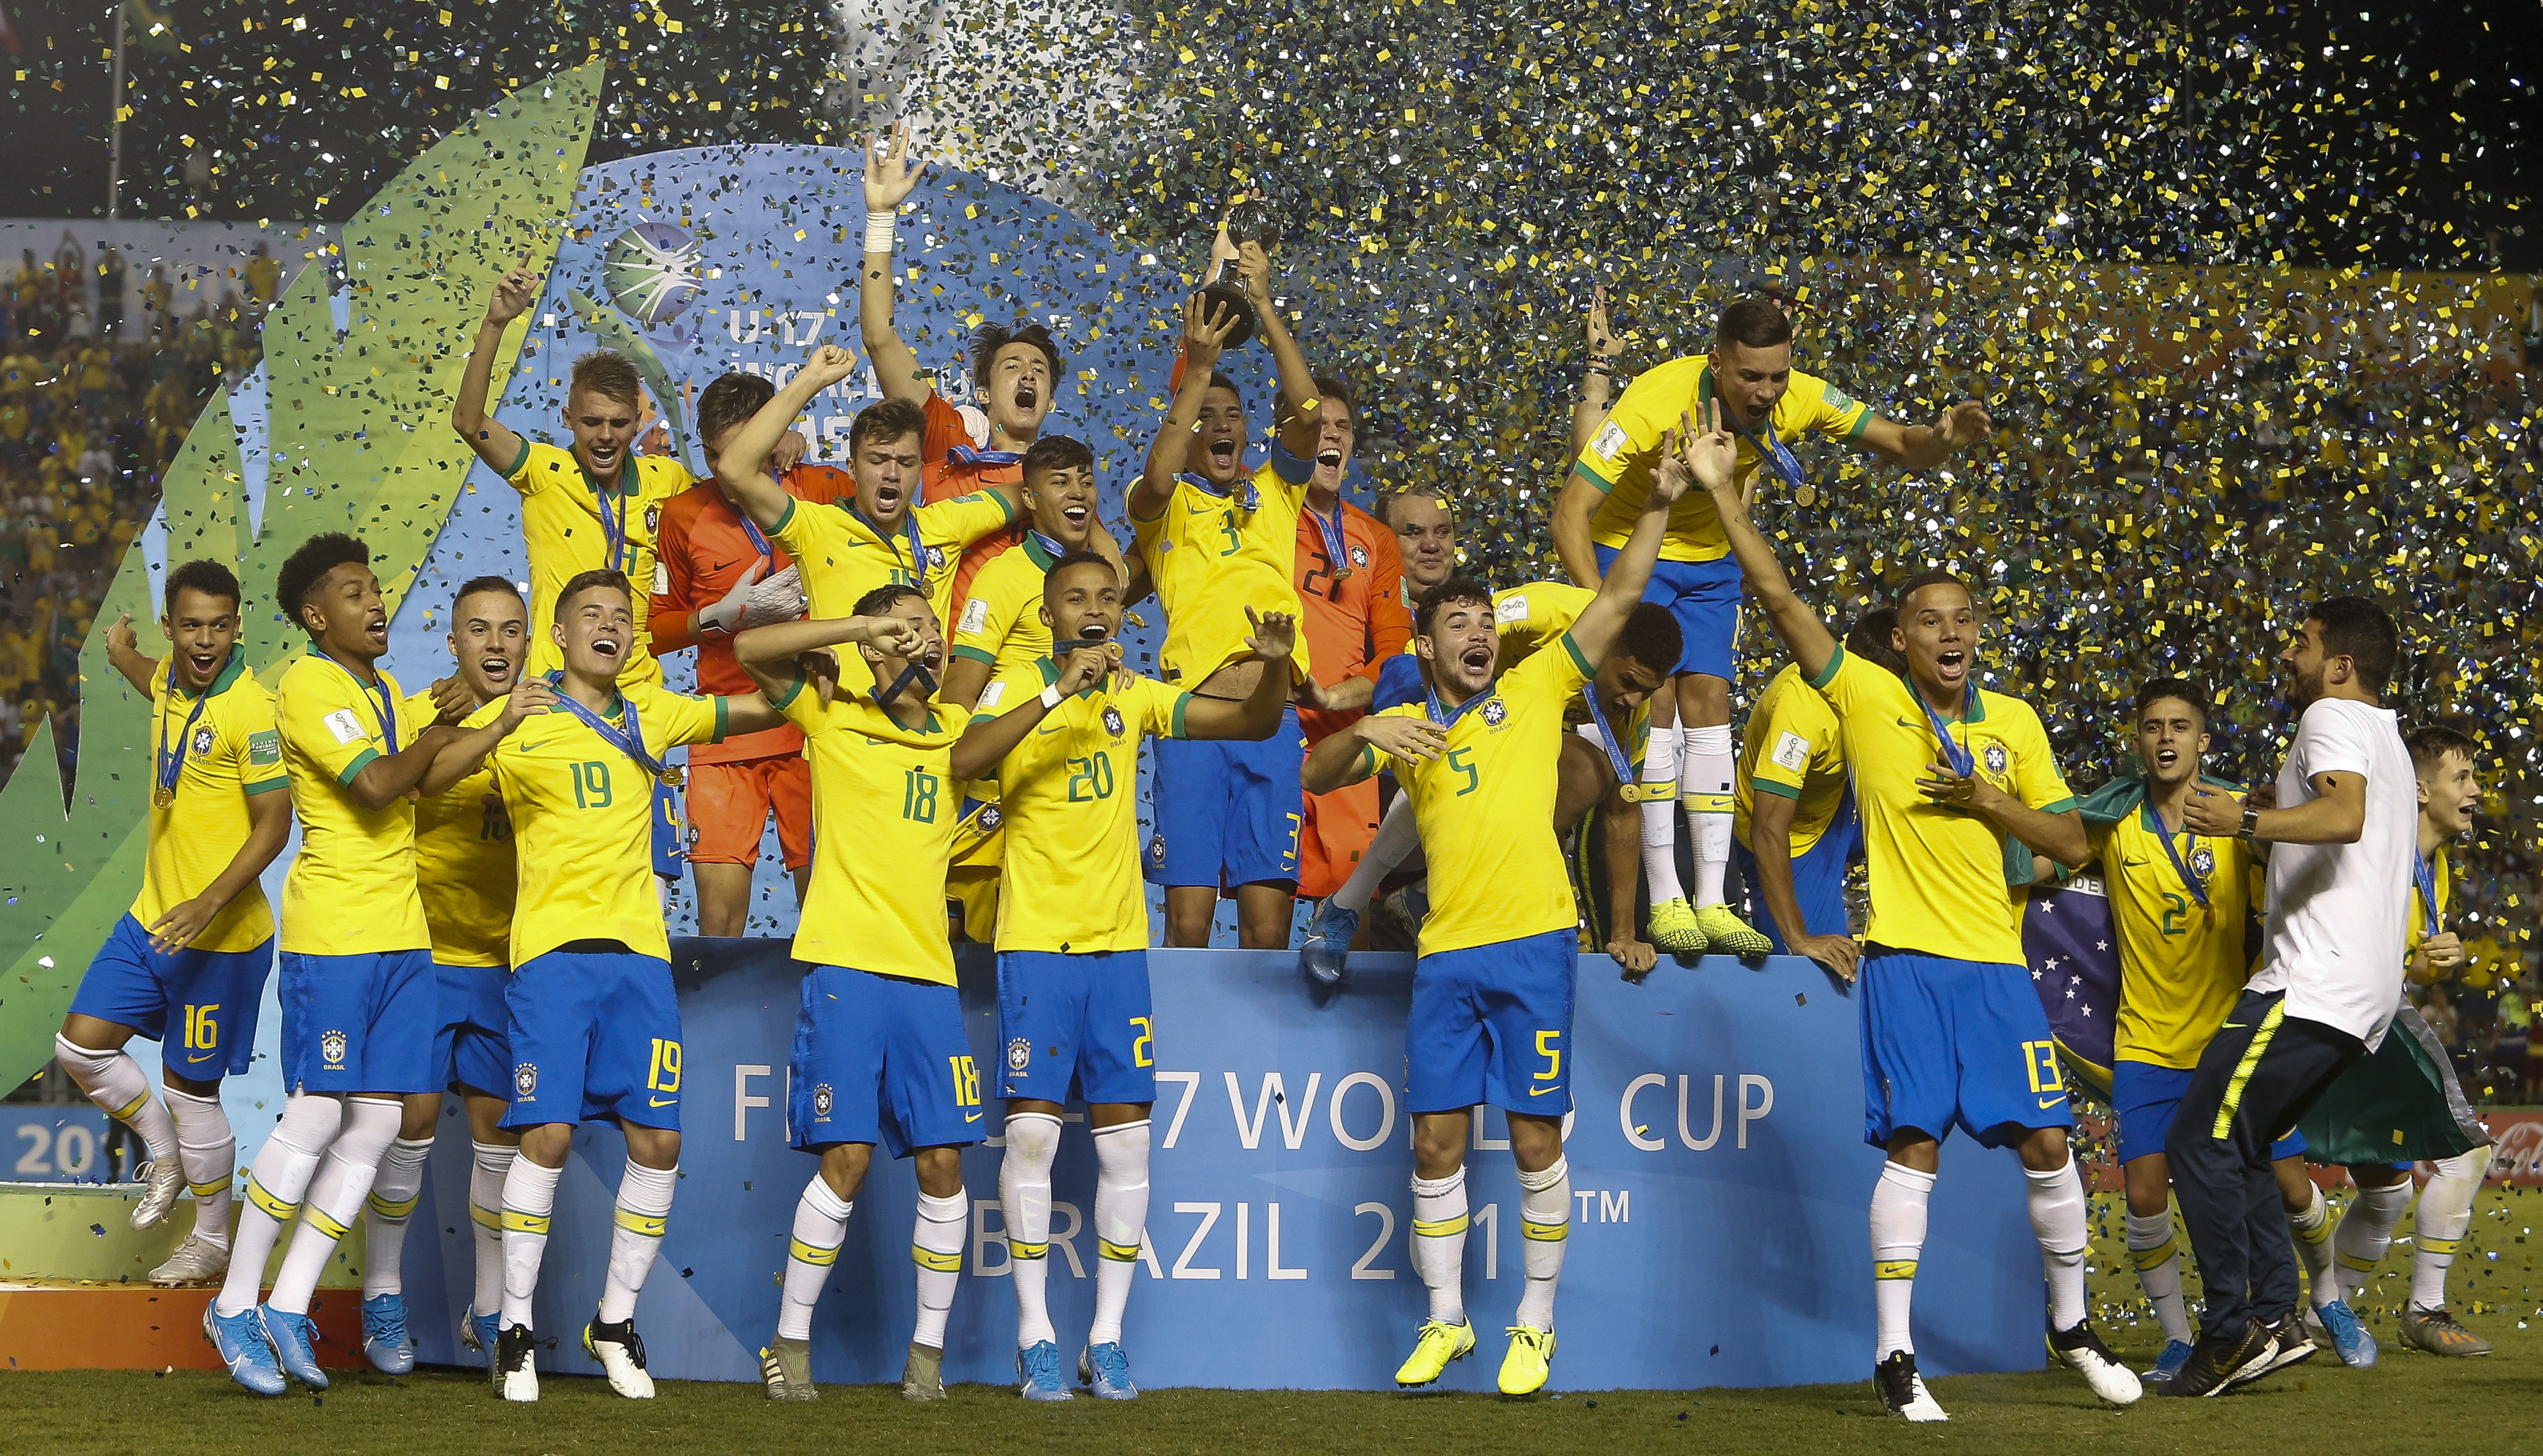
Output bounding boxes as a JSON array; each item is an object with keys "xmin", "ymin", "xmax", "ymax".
[
  {"xmin": 1134, "ymin": 295, "xmax": 1243, "ymax": 520},
  {"xmin": 719, "ymin": 346, "xmax": 861, "ymax": 530},
  {"xmin": 1565, "ymin": 415, "xmax": 1724, "ymax": 670},
  {"xmin": 102, "ymin": 614, "xmax": 156, "ymax": 696},
  {"xmin": 1238, "ymin": 244, "xmax": 1321, "ymax": 461},
  {"xmin": 949, "ymin": 649, "xmax": 1109, "ymax": 782},
  {"xmin": 1691, "ymin": 403, "xmax": 1839, "ymax": 681},
  {"xmin": 1852, "ymin": 399, "xmax": 1992, "ymax": 471},
  {"xmin": 857, "ymin": 123, "xmax": 930, "ymax": 407},
  {"xmin": 1571, "ymin": 285, "xmax": 1619, "ymax": 462},
  {"xmin": 1183, "ymin": 610, "xmax": 1298, "ymax": 740},
  {"xmin": 451, "ymin": 253, "xmax": 538, "ymax": 475}
]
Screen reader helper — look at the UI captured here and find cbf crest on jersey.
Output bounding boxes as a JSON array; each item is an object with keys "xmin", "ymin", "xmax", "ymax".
[
  {"xmin": 2189, "ymin": 842, "xmax": 2218, "ymax": 880},
  {"xmin": 320, "ymin": 1028, "xmax": 349, "ymax": 1068},
  {"xmin": 1983, "ymin": 742, "xmax": 2010, "ymax": 776},
  {"xmin": 191, "ymin": 726, "xmax": 216, "ymax": 756},
  {"xmin": 1102, "ymin": 706, "xmax": 1126, "ymax": 738},
  {"xmin": 1349, "ymin": 544, "xmax": 1368, "ymax": 567},
  {"xmin": 1481, "ymin": 698, "xmax": 1507, "ymax": 727}
]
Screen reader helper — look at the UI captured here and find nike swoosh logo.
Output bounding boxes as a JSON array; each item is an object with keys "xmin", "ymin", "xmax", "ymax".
[
  {"xmin": 711, "ymin": 559, "xmax": 739, "ymax": 573},
  {"xmin": 649, "ymin": 1097, "xmax": 677, "ymax": 1108},
  {"xmin": 2037, "ymin": 1094, "xmax": 2067, "ymax": 1110},
  {"xmin": 965, "ymin": 1111, "xmax": 984, "ymax": 1123},
  {"xmin": 2221, "ymin": 1022, "xmax": 2245, "ymax": 1030},
  {"xmin": 1035, "ymin": 723, "xmax": 1065, "ymax": 735},
  {"xmin": 1528, "ymin": 1085, "xmax": 1564, "ymax": 1097},
  {"xmin": 184, "ymin": 1052, "xmax": 216, "ymax": 1064},
  {"xmin": 2122, "ymin": 858, "xmax": 2149, "ymax": 867}
]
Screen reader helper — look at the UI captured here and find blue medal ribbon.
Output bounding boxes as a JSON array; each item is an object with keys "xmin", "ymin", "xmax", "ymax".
[
  {"xmin": 1304, "ymin": 499, "xmax": 1352, "ymax": 589},
  {"xmin": 737, "ymin": 510, "xmax": 776, "ymax": 571},
  {"xmin": 1913, "ymin": 679, "xmax": 1976, "ymax": 779},
  {"xmin": 1719, "ymin": 390, "xmax": 1807, "ymax": 495},
  {"xmin": 590, "ymin": 472, "xmax": 632, "ymax": 574},
  {"xmin": 1579, "ymin": 684, "xmax": 1643, "ymax": 799},
  {"xmin": 1182, "ymin": 469, "xmax": 1259, "ymax": 513},
  {"xmin": 2153, "ymin": 818, "xmax": 2211, "ymax": 909},
  {"xmin": 2413, "ymin": 850, "xmax": 2442, "ymax": 940},
  {"xmin": 855, "ymin": 500, "xmax": 933, "ymax": 595},
  {"xmin": 1028, "ymin": 528, "xmax": 1069, "ymax": 560},
  {"xmin": 323, "ymin": 653, "xmax": 399, "ymax": 754},
  {"xmin": 543, "ymin": 671, "xmax": 668, "ymax": 780},
  {"xmin": 154, "ymin": 681, "xmax": 216, "ymax": 804},
  {"xmin": 873, "ymin": 661, "xmax": 939, "ymax": 713},
  {"xmin": 1423, "ymin": 679, "xmax": 1491, "ymax": 731},
  {"xmin": 948, "ymin": 444, "xmax": 1023, "ymax": 468}
]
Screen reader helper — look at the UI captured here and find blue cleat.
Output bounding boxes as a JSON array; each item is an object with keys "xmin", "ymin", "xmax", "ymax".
[
  {"xmin": 2313, "ymin": 1299, "xmax": 2378, "ymax": 1368},
  {"xmin": 461, "ymin": 1304, "xmax": 502, "ymax": 1370},
  {"xmin": 1017, "ymin": 1339, "xmax": 1074, "ymax": 1401},
  {"xmin": 259, "ymin": 1304, "xmax": 329, "ymax": 1389},
  {"xmin": 1080, "ymin": 1340, "xmax": 1138, "ymax": 1400},
  {"xmin": 362, "ymin": 1292, "xmax": 415, "ymax": 1374},
  {"xmin": 1300, "ymin": 901, "xmax": 1360, "ymax": 987},
  {"xmin": 2147, "ymin": 1339, "xmax": 2196, "ymax": 1384},
  {"xmin": 204, "ymin": 1303, "xmax": 287, "ymax": 1397}
]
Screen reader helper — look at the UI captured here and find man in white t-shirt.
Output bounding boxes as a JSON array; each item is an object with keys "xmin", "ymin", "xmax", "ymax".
[{"xmin": 2160, "ymin": 596, "xmax": 2414, "ymax": 1397}]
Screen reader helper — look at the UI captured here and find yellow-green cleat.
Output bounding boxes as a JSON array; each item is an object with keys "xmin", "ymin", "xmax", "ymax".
[
  {"xmin": 1647, "ymin": 897, "xmax": 1708, "ymax": 955},
  {"xmin": 2397, "ymin": 1307, "xmax": 2491, "ymax": 1357},
  {"xmin": 901, "ymin": 1340, "xmax": 947, "ymax": 1402},
  {"xmin": 1499, "ymin": 1324, "xmax": 1556, "ymax": 1395},
  {"xmin": 1693, "ymin": 902, "xmax": 1774, "ymax": 957},
  {"xmin": 1394, "ymin": 1318, "xmax": 1476, "ymax": 1387}
]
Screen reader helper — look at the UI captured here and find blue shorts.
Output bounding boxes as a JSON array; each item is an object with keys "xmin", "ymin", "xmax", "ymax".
[
  {"xmin": 1144, "ymin": 704, "xmax": 1306, "ymax": 890},
  {"xmin": 502, "ymin": 946, "xmax": 682, "ymax": 1131},
  {"xmin": 69, "ymin": 915, "xmax": 272, "ymax": 1078},
  {"xmin": 997, "ymin": 949, "xmax": 1156, "ymax": 1105},
  {"xmin": 2113, "ymin": 1060, "xmax": 2306, "ymax": 1166},
  {"xmin": 1593, "ymin": 544, "xmax": 1741, "ymax": 680},
  {"xmin": 1736, "ymin": 788, "xmax": 1858, "ymax": 954},
  {"xmin": 1859, "ymin": 948, "xmax": 2076, "ymax": 1149},
  {"xmin": 1408, "ymin": 929, "xmax": 1578, "ymax": 1117},
  {"xmin": 1372, "ymin": 655, "xmax": 1424, "ymax": 713},
  {"xmin": 789, "ymin": 965, "xmax": 986, "ymax": 1158},
  {"xmin": 432, "ymin": 959, "xmax": 513, "ymax": 1098},
  {"xmin": 280, "ymin": 948, "xmax": 437, "ymax": 1095},
  {"xmin": 653, "ymin": 779, "xmax": 685, "ymax": 880}
]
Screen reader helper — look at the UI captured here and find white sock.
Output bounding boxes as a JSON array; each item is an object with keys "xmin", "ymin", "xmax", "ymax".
[
  {"xmin": 2333, "ymin": 1182, "xmax": 2412, "ymax": 1305},
  {"xmin": 469, "ymin": 1140, "xmax": 517, "ymax": 1319},
  {"xmin": 2125, "ymin": 1209, "xmax": 2193, "ymax": 1346},
  {"xmin": 2409, "ymin": 1149, "xmax": 2484, "ymax": 1313},
  {"xmin": 780, "ymin": 1173, "xmax": 853, "ymax": 1343},
  {"xmin": 1409, "ymin": 1167, "xmax": 1469, "ymax": 1326},
  {"xmin": 911, "ymin": 1188, "xmax": 968, "ymax": 1350},
  {"xmin": 1090, "ymin": 1120, "xmax": 1150, "ymax": 1347},
  {"xmin": 601, "ymin": 1160, "xmax": 677, "ymax": 1324},
  {"xmin": 361, "ymin": 1135, "xmax": 434, "ymax": 1298},
  {"xmin": 1870, "ymin": 1161, "xmax": 1934, "ymax": 1358},
  {"xmin": 1001, "ymin": 1111, "xmax": 1063, "ymax": 1350},
  {"xmin": 2290, "ymin": 1179, "xmax": 2337, "ymax": 1305},
  {"xmin": 270, "ymin": 1096, "xmax": 402, "ymax": 1316},
  {"xmin": 1681, "ymin": 724, "xmax": 1736, "ymax": 907},
  {"xmin": 1639, "ymin": 724, "xmax": 1684, "ymax": 903},
  {"xmin": 500, "ymin": 1158, "xmax": 565, "ymax": 1331},
  {"xmin": 2024, "ymin": 1155, "xmax": 2090, "ymax": 1332},
  {"xmin": 1331, "ymin": 795, "xmax": 1420, "ymax": 915},
  {"xmin": 55, "ymin": 1034, "xmax": 178, "ymax": 1161},
  {"xmin": 164, "ymin": 1086, "xmax": 236, "ymax": 1248},
  {"xmin": 1515, "ymin": 1157, "xmax": 1570, "ymax": 1331},
  {"xmin": 214, "ymin": 1093, "xmax": 341, "ymax": 1316}
]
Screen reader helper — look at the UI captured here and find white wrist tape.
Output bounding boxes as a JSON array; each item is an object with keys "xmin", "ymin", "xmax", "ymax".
[{"xmin": 864, "ymin": 210, "xmax": 897, "ymax": 254}]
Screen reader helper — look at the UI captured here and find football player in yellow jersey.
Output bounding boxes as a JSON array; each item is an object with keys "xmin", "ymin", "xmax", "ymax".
[
  {"xmin": 1551, "ymin": 295, "xmax": 1992, "ymax": 961},
  {"xmin": 730, "ymin": 584, "xmax": 1080, "ymax": 1403},
  {"xmin": 207, "ymin": 535, "xmax": 466, "ymax": 1397},
  {"xmin": 943, "ymin": 435, "xmax": 1125, "ymax": 711},
  {"xmin": 415, "ymin": 568, "xmax": 779, "ymax": 1403},
  {"xmin": 1131, "ymin": 257, "xmax": 1333, "ymax": 950},
  {"xmin": 1304, "ymin": 415, "xmax": 1704, "ymax": 1397},
  {"xmin": 1730, "ymin": 610, "xmax": 1896, "ymax": 980},
  {"xmin": 352, "ymin": 577, "xmax": 533, "ymax": 1377},
  {"xmin": 1692, "ymin": 437, "xmax": 2142, "ymax": 1419},
  {"xmin": 960, "ymin": 551, "xmax": 1295, "ymax": 1400},
  {"xmin": 63, "ymin": 562, "xmax": 290, "ymax": 1291}
]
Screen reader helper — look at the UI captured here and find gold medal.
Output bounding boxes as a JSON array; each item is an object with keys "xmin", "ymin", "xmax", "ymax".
[
  {"xmin": 1793, "ymin": 483, "xmax": 1818, "ymax": 508},
  {"xmin": 661, "ymin": 766, "xmax": 685, "ymax": 789},
  {"xmin": 153, "ymin": 785, "xmax": 176, "ymax": 807}
]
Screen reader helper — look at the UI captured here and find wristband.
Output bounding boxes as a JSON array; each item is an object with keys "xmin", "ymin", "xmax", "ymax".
[
  {"xmin": 2239, "ymin": 800, "xmax": 2261, "ymax": 842},
  {"xmin": 863, "ymin": 209, "xmax": 897, "ymax": 254},
  {"xmin": 1039, "ymin": 682, "xmax": 1063, "ymax": 710}
]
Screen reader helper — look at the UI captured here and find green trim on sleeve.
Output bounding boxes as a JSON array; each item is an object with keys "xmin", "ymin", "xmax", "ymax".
[
  {"xmin": 245, "ymin": 776, "xmax": 292, "ymax": 795},
  {"xmin": 1169, "ymin": 692, "xmax": 1190, "ymax": 740},
  {"xmin": 770, "ymin": 497, "xmax": 798, "ymax": 536},
  {"xmin": 1844, "ymin": 408, "xmax": 1876, "ymax": 442},
  {"xmin": 1559, "ymin": 633, "xmax": 1594, "ymax": 679},
  {"xmin": 949, "ymin": 644, "xmax": 997, "ymax": 665},
  {"xmin": 1569, "ymin": 458, "xmax": 1617, "ymax": 493},
  {"xmin": 1358, "ymin": 742, "xmax": 1378, "ymax": 777},
  {"xmin": 1751, "ymin": 777, "xmax": 1802, "ymax": 801},
  {"xmin": 772, "ymin": 676, "xmax": 805, "ymax": 710},
  {"xmin": 1804, "ymin": 644, "xmax": 1847, "ymax": 692},
  {"xmin": 990, "ymin": 488, "xmax": 1020, "ymax": 525},
  {"xmin": 335, "ymin": 747, "xmax": 380, "ymax": 788},
  {"xmin": 502, "ymin": 437, "xmax": 533, "ymax": 480},
  {"xmin": 2038, "ymin": 796, "xmax": 2078, "ymax": 817},
  {"xmin": 712, "ymin": 694, "xmax": 731, "ymax": 742}
]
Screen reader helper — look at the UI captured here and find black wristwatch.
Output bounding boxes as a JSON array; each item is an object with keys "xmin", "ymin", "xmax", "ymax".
[{"xmin": 2238, "ymin": 800, "xmax": 2261, "ymax": 843}]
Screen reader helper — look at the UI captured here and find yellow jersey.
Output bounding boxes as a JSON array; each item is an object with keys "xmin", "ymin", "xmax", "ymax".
[
  {"xmin": 1363, "ymin": 635, "xmax": 1594, "ymax": 957},
  {"xmin": 950, "ymin": 531, "xmax": 1063, "ymax": 686},
  {"xmin": 2094, "ymin": 799, "xmax": 2258, "ymax": 1069},
  {"xmin": 405, "ymin": 688, "xmax": 516, "ymax": 969},
  {"xmin": 137, "ymin": 654, "xmax": 287, "ymax": 954},
  {"xmin": 502, "ymin": 440, "xmax": 691, "ymax": 687},
  {"xmin": 772, "ymin": 489, "xmax": 1019, "ymax": 627},
  {"xmin": 483, "ymin": 680, "xmax": 728, "ymax": 967},
  {"xmin": 1575, "ymin": 356, "xmax": 1871, "ymax": 562},
  {"xmin": 275, "ymin": 653, "xmax": 432, "ymax": 955},
  {"xmin": 2407, "ymin": 848, "xmax": 2449, "ymax": 963},
  {"xmin": 1734, "ymin": 663, "xmax": 1852, "ymax": 858},
  {"xmin": 1806, "ymin": 646, "xmax": 2074, "ymax": 965},
  {"xmin": 780, "ymin": 679, "xmax": 964, "ymax": 986},
  {"xmin": 1129, "ymin": 455, "xmax": 1316, "ymax": 687},
  {"xmin": 1392, "ymin": 579, "xmax": 1649, "ymax": 780},
  {"xmin": 973, "ymin": 660, "xmax": 1191, "ymax": 954}
]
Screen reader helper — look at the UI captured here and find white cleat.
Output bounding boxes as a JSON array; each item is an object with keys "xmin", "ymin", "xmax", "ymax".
[
  {"xmin": 129, "ymin": 1158, "xmax": 186, "ymax": 1231},
  {"xmin": 584, "ymin": 1317, "xmax": 657, "ymax": 1399},
  {"xmin": 1875, "ymin": 1350, "xmax": 1948, "ymax": 1422},
  {"xmin": 148, "ymin": 1232, "xmax": 231, "ymax": 1285},
  {"xmin": 496, "ymin": 1324, "xmax": 540, "ymax": 1403},
  {"xmin": 2049, "ymin": 1321, "xmax": 2144, "ymax": 1406}
]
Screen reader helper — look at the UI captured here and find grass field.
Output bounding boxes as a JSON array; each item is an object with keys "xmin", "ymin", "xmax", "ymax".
[{"xmin": 10, "ymin": 1188, "xmax": 2536, "ymax": 1455}]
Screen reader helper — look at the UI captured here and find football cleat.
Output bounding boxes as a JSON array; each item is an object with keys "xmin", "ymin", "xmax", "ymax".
[
  {"xmin": 1874, "ymin": 1349, "xmax": 1948, "ymax": 1421},
  {"xmin": 1080, "ymin": 1341, "xmax": 1138, "ymax": 1400},
  {"xmin": 584, "ymin": 1316, "xmax": 656, "ymax": 1398},
  {"xmin": 1497, "ymin": 1324, "xmax": 1556, "ymax": 1396},
  {"xmin": 2240, "ymin": 1316, "xmax": 2318, "ymax": 1385},
  {"xmin": 1393, "ymin": 1317, "xmax": 1476, "ymax": 1387},
  {"xmin": 1692, "ymin": 902, "xmax": 1774, "ymax": 957},
  {"xmin": 259, "ymin": 1305, "xmax": 328, "ymax": 1390},
  {"xmin": 2398, "ymin": 1306, "xmax": 2490, "ymax": 1357},
  {"xmin": 759, "ymin": 1336, "xmax": 819, "ymax": 1400},
  {"xmin": 1299, "ymin": 901, "xmax": 1360, "ymax": 987},
  {"xmin": 461, "ymin": 1305, "xmax": 502, "ymax": 1369},
  {"xmin": 1017, "ymin": 1338, "xmax": 1074, "ymax": 1400},
  {"xmin": 362, "ymin": 1292, "xmax": 415, "ymax": 1375},
  {"xmin": 203, "ymin": 1303, "xmax": 286, "ymax": 1397},
  {"xmin": 129, "ymin": 1158, "xmax": 187, "ymax": 1231},
  {"xmin": 2156, "ymin": 1318, "xmax": 2272, "ymax": 1397},
  {"xmin": 2048, "ymin": 1320, "xmax": 2141, "ymax": 1405},
  {"xmin": 148, "ymin": 1231, "xmax": 230, "ymax": 1286},
  {"xmin": 1646, "ymin": 897, "xmax": 1708, "ymax": 956},
  {"xmin": 2144, "ymin": 1339, "xmax": 2196, "ymax": 1383},
  {"xmin": 902, "ymin": 1340, "xmax": 947, "ymax": 1402},
  {"xmin": 2311, "ymin": 1298, "xmax": 2377, "ymax": 1368},
  {"xmin": 496, "ymin": 1322, "xmax": 539, "ymax": 1403}
]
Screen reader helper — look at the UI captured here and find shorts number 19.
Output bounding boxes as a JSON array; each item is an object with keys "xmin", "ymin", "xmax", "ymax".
[{"xmin": 647, "ymin": 1038, "xmax": 683, "ymax": 1093}]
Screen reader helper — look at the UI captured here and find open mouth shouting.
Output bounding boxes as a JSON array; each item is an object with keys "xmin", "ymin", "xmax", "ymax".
[
  {"xmin": 2152, "ymin": 743, "xmax": 2180, "ymax": 774},
  {"xmin": 866, "ymin": 478, "xmax": 906, "ymax": 516},
  {"xmin": 184, "ymin": 647, "xmax": 222, "ymax": 682},
  {"xmin": 590, "ymin": 632, "xmax": 623, "ymax": 665},
  {"xmin": 478, "ymin": 651, "xmax": 516, "ymax": 688},
  {"xmin": 364, "ymin": 609, "xmax": 390, "ymax": 650},
  {"xmin": 1932, "ymin": 647, "xmax": 1967, "ymax": 685},
  {"xmin": 584, "ymin": 438, "xmax": 623, "ymax": 474},
  {"xmin": 1060, "ymin": 502, "xmax": 1090, "ymax": 533},
  {"xmin": 1205, "ymin": 434, "xmax": 1241, "ymax": 475},
  {"xmin": 1458, "ymin": 641, "xmax": 1494, "ymax": 678},
  {"xmin": 1014, "ymin": 380, "xmax": 1041, "ymax": 414}
]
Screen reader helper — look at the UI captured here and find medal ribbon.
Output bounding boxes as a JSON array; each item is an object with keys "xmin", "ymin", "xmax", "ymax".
[
  {"xmin": 738, "ymin": 510, "xmax": 777, "ymax": 571},
  {"xmin": 324, "ymin": 653, "xmax": 399, "ymax": 754},
  {"xmin": 154, "ymin": 680, "xmax": 216, "ymax": 803},
  {"xmin": 2155, "ymin": 819, "xmax": 2211, "ymax": 909},
  {"xmin": 1305, "ymin": 499, "xmax": 1352, "ymax": 590},
  {"xmin": 543, "ymin": 671, "xmax": 668, "ymax": 780},
  {"xmin": 591, "ymin": 474, "xmax": 632, "ymax": 574},
  {"xmin": 1719, "ymin": 393, "xmax": 1808, "ymax": 495},
  {"xmin": 948, "ymin": 444, "xmax": 1023, "ymax": 468},
  {"xmin": 2413, "ymin": 850, "xmax": 2442, "ymax": 940},
  {"xmin": 1913, "ymin": 679, "xmax": 1977, "ymax": 779},
  {"xmin": 1182, "ymin": 469, "xmax": 1259, "ymax": 513},
  {"xmin": 1423, "ymin": 678, "xmax": 1493, "ymax": 731},
  {"xmin": 1028, "ymin": 528, "xmax": 1069, "ymax": 560},
  {"xmin": 873, "ymin": 661, "xmax": 938, "ymax": 713},
  {"xmin": 1579, "ymin": 683, "xmax": 1640, "ymax": 796}
]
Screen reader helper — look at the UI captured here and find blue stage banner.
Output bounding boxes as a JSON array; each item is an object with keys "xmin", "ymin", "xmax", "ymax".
[{"xmin": 395, "ymin": 946, "xmax": 2038, "ymax": 1391}]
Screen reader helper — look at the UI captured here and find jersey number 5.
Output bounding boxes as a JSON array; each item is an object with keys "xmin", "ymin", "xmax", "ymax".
[{"xmin": 1446, "ymin": 746, "xmax": 1480, "ymax": 796}]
